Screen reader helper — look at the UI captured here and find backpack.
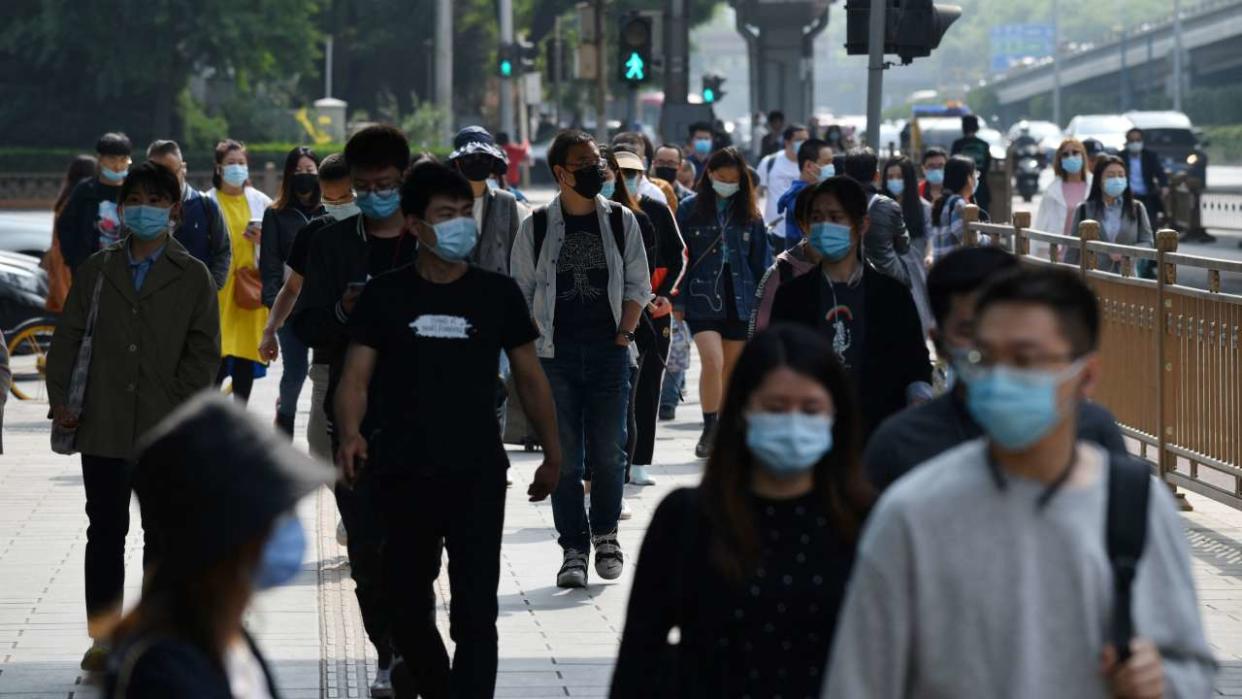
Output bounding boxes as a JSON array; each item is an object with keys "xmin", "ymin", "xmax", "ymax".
[
  {"xmin": 1105, "ymin": 453, "xmax": 1152, "ymax": 662},
  {"xmin": 532, "ymin": 202, "xmax": 626, "ymax": 263}
]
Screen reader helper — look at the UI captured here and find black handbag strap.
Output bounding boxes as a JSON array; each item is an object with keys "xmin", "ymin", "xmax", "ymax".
[{"xmin": 1105, "ymin": 454, "xmax": 1151, "ymax": 663}]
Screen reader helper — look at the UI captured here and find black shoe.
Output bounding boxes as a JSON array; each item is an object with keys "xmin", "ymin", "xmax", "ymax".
[
  {"xmin": 695, "ymin": 428, "xmax": 713, "ymax": 459},
  {"xmin": 658, "ymin": 405, "xmax": 676, "ymax": 421},
  {"xmin": 274, "ymin": 412, "xmax": 295, "ymax": 439}
]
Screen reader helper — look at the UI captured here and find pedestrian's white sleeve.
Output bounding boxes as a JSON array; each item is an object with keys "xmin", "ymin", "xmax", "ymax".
[{"xmin": 510, "ymin": 215, "xmax": 537, "ymax": 309}]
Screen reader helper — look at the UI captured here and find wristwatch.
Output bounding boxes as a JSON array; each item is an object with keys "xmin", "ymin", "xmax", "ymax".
[{"xmin": 618, "ymin": 330, "xmax": 637, "ymax": 343}]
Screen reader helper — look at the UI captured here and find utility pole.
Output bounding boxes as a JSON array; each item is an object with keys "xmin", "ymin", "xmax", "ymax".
[
  {"xmin": 595, "ymin": 0, "xmax": 607, "ymax": 143},
  {"xmin": 500, "ymin": 0, "xmax": 515, "ymax": 138},
  {"xmin": 324, "ymin": 35, "xmax": 334, "ymax": 98},
  {"xmin": 864, "ymin": 0, "xmax": 887, "ymax": 150},
  {"xmin": 554, "ymin": 16, "xmax": 564, "ymax": 127},
  {"xmin": 1172, "ymin": 0, "xmax": 1184, "ymax": 111},
  {"xmin": 665, "ymin": 0, "xmax": 689, "ymax": 106},
  {"xmin": 1119, "ymin": 15, "xmax": 1129, "ymax": 111},
  {"xmin": 1052, "ymin": 0, "xmax": 1062, "ymax": 126},
  {"xmin": 436, "ymin": 0, "xmax": 453, "ymax": 142}
]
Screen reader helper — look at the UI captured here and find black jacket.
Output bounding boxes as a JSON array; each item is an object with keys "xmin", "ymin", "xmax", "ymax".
[
  {"xmin": 175, "ymin": 187, "xmax": 232, "ymax": 290},
  {"xmin": 105, "ymin": 634, "xmax": 278, "ymax": 698},
  {"xmin": 770, "ymin": 266, "xmax": 931, "ymax": 436},
  {"xmin": 951, "ymin": 135, "xmax": 993, "ymax": 213},
  {"xmin": 638, "ymin": 196, "xmax": 687, "ymax": 298},
  {"xmin": 56, "ymin": 177, "xmax": 123, "ymax": 272},
  {"xmin": 260, "ymin": 204, "xmax": 322, "ymax": 307},
  {"xmin": 1125, "ymin": 148, "xmax": 1169, "ymax": 199}
]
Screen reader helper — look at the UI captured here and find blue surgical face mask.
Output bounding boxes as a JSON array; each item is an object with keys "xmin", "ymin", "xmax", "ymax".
[
  {"xmin": 746, "ymin": 411, "xmax": 834, "ymax": 477},
  {"xmin": 601, "ymin": 180, "xmax": 616, "ymax": 199},
  {"xmin": 791, "ymin": 139, "xmax": 806, "ymax": 155},
  {"xmin": 222, "ymin": 163, "xmax": 249, "ymax": 188},
  {"xmin": 123, "ymin": 205, "xmax": 173, "ymax": 241},
  {"xmin": 254, "ymin": 515, "xmax": 305, "ymax": 590},
  {"xmin": 1061, "ymin": 156, "xmax": 1084, "ymax": 175},
  {"xmin": 694, "ymin": 138, "xmax": 713, "ymax": 155},
  {"xmin": 428, "ymin": 216, "xmax": 479, "ymax": 262},
  {"xmin": 711, "ymin": 177, "xmax": 740, "ymax": 199},
  {"xmin": 925, "ymin": 168, "xmax": 945, "ymax": 186},
  {"xmin": 1126, "ymin": 141, "xmax": 1143, "ymax": 154},
  {"xmin": 356, "ymin": 188, "xmax": 401, "ymax": 219},
  {"xmin": 809, "ymin": 221, "xmax": 853, "ymax": 261},
  {"xmin": 1103, "ymin": 177, "xmax": 1128, "ymax": 199},
  {"xmin": 323, "ymin": 201, "xmax": 360, "ymax": 221},
  {"xmin": 887, "ymin": 178, "xmax": 906, "ymax": 197},
  {"xmin": 964, "ymin": 361, "xmax": 1084, "ymax": 451},
  {"xmin": 101, "ymin": 166, "xmax": 128, "ymax": 183},
  {"xmin": 625, "ymin": 175, "xmax": 641, "ymax": 194},
  {"xmin": 819, "ymin": 164, "xmax": 835, "ymax": 182}
]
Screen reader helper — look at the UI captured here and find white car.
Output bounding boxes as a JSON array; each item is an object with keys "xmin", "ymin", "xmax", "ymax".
[{"xmin": 1065, "ymin": 114, "xmax": 1135, "ymax": 153}]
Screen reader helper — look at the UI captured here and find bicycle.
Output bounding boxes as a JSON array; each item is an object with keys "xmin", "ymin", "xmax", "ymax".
[{"xmin": 6, "ymin": 315, "xmax": 56, "ymax": 401}]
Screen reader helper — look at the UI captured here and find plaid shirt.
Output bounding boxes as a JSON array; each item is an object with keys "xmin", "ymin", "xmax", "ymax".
[{"xmin": 930, "ymin": 196, "xmax": 990, "ymax": 261}]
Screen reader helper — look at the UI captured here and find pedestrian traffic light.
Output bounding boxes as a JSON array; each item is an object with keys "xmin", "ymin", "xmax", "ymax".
[
  {"xmin": 844, "ymin": 0, "xmax": 962, "ymax": 64},
  {"xmin": 702, "ymin": 74, "xmax": 726, "ymax": 104},
  {"xmin": 618, "ymin": 12, "xmax": 653, "ymax": 84},
  {"xmin": 497, "ymin": 43, "xmax": 515, "ymax": 78},
  {"xmin": 516, "ymin": 38, "xmax": 538, "ymax": 74}
]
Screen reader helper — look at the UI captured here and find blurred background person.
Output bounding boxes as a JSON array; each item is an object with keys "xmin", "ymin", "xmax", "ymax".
[
  {"xmin": 1033, "ymin": 138, "xmax": 1091, "ymax": 260},
  {"xmin": 1069, "ymin": 155, "xmax": 1154, "ymax": 275},
  {"xmin": 45, "ymin": 154, "xmax": 98, "ymax": 312},
  {"xmin": 881, "ymin": 156, "xmax": 934, "ymax": 335}
]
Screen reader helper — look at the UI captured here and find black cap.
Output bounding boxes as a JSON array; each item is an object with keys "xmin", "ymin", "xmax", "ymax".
[
  {"xmin": 449, "ymin": 126, "xmax": 508, "ymax": 174},
  {"xmin": 1082, "ymin": 138, "xmax": 1105, "ymax": 157},
  {"xmin": 133, "ymin": 393, "xmax": 335, "ymax": 570}
]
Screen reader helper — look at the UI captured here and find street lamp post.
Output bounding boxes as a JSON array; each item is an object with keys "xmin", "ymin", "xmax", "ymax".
[
  {"xmin": 1052, "ymin": 0, "xmax": 1062, "ymax": 126},
  {"xmin": 500, "ymin": 0, "xmax": 515, "ymax": 138}
]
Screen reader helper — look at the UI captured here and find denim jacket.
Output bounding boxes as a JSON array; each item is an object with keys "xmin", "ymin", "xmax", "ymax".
[{"xmin": 674, "ymin": 193, "xmax": 773, "ymax": 322}]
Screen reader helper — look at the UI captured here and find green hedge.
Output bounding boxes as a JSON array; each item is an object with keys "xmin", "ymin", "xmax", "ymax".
[
  {"xmin": 0, "ymin": 143, "xmax": 454, "ymax": 173},
  {"xmin": 1203, "ymin": 126, "xmax": 1242, "ymax": 166}
]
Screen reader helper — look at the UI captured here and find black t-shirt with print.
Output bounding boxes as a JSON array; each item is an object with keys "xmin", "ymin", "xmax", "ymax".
[
  {"xmin": 347, "ymin": 265, "xmax": 540, "ymax": 476},
  {"xmin": 816, "ymin": 272, "xmax": 866, "ymax": 376},
  {"xmin": 553, "ymin": 212, "xmax": 616, "ymax": 346}
]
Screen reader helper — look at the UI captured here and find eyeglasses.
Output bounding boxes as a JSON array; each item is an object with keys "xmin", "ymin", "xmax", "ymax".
[{"xmin": 958, "ymin": 348, "xmax": 1081, "ymax": 376}]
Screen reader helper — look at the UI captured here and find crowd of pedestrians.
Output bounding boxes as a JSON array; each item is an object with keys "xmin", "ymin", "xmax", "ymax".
[{"xmin": 39, "ymin": 114, "xmax": 1215, "ymax": 698}]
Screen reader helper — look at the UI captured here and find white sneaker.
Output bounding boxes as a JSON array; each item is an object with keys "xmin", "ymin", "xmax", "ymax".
[
  {"xmin": 630, "ymin": 466, "xmax": 655, "ymax": 486},
  {"xmin": 336, "ymin": 520, "xmax": 348, "ymax": 547},
  {"xmin": 557, "ymin": 548, "xmax": 589, "ymax": 588},
  {"xmin": 619, "ymin": 499, "xmax": 633, "ymax": 520},
  {"xmin": 592, "ymin": 531, "xmax": 624, "ymax": 580},
  {"xmin": 370, "ymin": 666, "xmax": 393, "ymax": 698}
]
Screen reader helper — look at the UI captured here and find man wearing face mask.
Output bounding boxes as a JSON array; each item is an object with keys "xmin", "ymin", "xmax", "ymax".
[
  {"xmin": 1123, "ymin": 127, "xmax": 1170, "ymax": 232},
  {"xmin": 769, "ymin": 176, "xmax": 930, "ymax": 438},
  {"xmin": 653, "ymin": 143, "xmax": 695, "ymax": 203},
  {"xmin": 757, "ymin": 123, "xmax": 810, "ymax": 225},
  {"xmin": 511, "ymin": 130, "xmax": 652, "ymax": 589},
  {"xmin": 843, "ymin": 146, "xmax": 912, "ymax": 287},
  {"xmin": 289, "ymin": 127, "xmax": 415, "ymax": 696},
  {"xmin": 447, "ymin": 126, "xmax": 522, "ymax": 275},
  {"xmin": 825, "ymin": 267, "xmax": 1215, "ymax": 698},
  {"xmin": 687, "ymin": 122, "xmax": 716, "ymax": 177},
  {"xmin": 337, "ymin": 162, "xmax": 561, "ymax": 698},
  {"xmin": 58, "ymin": 132, "xmax": 134, "ymax": 273},
  {"xmin": 146, "ymin": 140, "xmax": 232, "ymax": 290},
  {"xmin": 863, "ymin": 246, "xmax": 1126, "ymax": 492},
  {"xmin": 46, "ymin": 162, "xmax": 221, "ymax": 671},
  {"xmin": 777, "ymin": 139, "xmax": 834, "ymax": 250}
]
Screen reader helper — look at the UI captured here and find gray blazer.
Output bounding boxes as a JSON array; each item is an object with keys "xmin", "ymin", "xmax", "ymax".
[
  {"xmin": 473, "ymin": 188, "xmax": 522, "ymax": 275},
  {"xmin": 1069, "ymin": 199, "xmax": 1153, "ymax": 274},
  {"xmin": 866, "ymin": 193, "xmax": 912, "ymax": 288}
]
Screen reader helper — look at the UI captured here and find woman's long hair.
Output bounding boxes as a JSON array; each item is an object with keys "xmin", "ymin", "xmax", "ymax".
[
  {"xmin": 1086, "ymin": 154, "xmax": 1135, "ymax": 220},
  {"xmin": 882, "ymin": 156, "xmax": 926, "ymax": 239},
  {"xmin": 931, "ymin": 155, "xmax": 976, "ymax": 227},
  {"xmin": 54, "ymin": 155, "xmax": 98, "ymax": 215},
  {"xmin": 692, "ymin": 146, "xmax": 761, "ymax": 226},
  {"xmin": 699, "ymin": 325, "xmax": 874, "ymax": 582},
  {"xmin": 273, "ymin": 146, "xmax": 320, "ymax": 211},
  {"xmin": 212, "ymin": 139, "xmax": 247, "ymax": 190},
  {"xmin": 601, "ymin": 146, "xmax": 641, "ymax": 214},
  {"xmin": 1052, "ymin": 137, "xmax": 1087, "ymax": 181}
]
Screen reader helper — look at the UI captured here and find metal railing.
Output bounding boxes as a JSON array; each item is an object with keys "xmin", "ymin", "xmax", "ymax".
[{"xmin": 963, "ymin": 206, "xmax": 1242, "ymax": 509}]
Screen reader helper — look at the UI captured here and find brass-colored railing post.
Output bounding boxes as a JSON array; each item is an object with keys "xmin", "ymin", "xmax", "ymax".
[
  {"xmin": 963, "ymin": 205, "xmax": 980, "ymax": 247},
  {"xmin": 1079, "ymin": 220, "xmax": 1100, "ymax": 278},
  {"xmin": 1012, "ymin": 211, "xmax": 1031, "ymax": 256},
  {"xmin": 1155, "ymin": 229, "xmax": 1187, "ymax": 509}
]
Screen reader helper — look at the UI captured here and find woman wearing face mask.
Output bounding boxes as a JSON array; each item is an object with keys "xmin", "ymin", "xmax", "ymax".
[
  {"xmin": 45, "ymin": 162, "xmax": 222, "ymax": 672},
  {"xmin": 882, "ymin": 156, "xmax": 935, "ymax": 335},
  {"xmin": 1033, "ymin": 138, "xmax": 1091, "ymax": 260},
  {"xmin": 611, "ymin": 324, "xmax": 873, "ymax": 698},
  {"xmin": 675, "ymin": 147, "xmax": 773, "ymax": 459},
  {"xmin": 105, "ymin": 394, "xmax": 334, "ymax": 697},
  {"xmin": 1067, "ymin": 154, "xmax": 1153, "ymax": 275},
  {"xmin": 926, "ymin": 155, "xmax": 983, "ymax": 267},
  {"xmin": 770, "ymin": 176, "xmax": 932, "ymax": 437},
  {"xmin": 258, "ymin": 147, "xmax": 323, "ymax": 437},
  {"xmin": 207, "ymin": 139, "xmax": 273, "ymax": 406}
]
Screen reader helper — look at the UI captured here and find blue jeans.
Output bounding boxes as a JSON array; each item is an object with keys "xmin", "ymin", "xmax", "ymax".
[
  {"xmin": 660, "ymin": 369, "xmax": 685, "ymax": 411},
  {"xmin": 276, "ymin": 325, "xmax": 309, "ymax": 418},
  {"xmin": 541, "ymin": 342, "xmax": 631, "ymax": 552}
]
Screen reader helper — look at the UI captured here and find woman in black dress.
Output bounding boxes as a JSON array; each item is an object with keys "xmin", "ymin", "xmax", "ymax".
[{"xmin": 611, "ymin": 324, "xmax": 873, "ymax": 698}]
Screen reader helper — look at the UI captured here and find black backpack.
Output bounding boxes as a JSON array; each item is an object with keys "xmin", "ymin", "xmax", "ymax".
[
  {"xmin": 532, "ymin": 202, "xmax": 626, "ymax": 263},
  {"xmin": 1105, "ymin": 453, "xmax": 1152, "ymax": 662}
]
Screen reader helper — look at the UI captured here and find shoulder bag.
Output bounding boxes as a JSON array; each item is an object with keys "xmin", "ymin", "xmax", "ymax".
[
  {"xmin": 234, "ymin": 239, "xmax": 263, "ymax": 310},
  {"xmin": 51, "ymin": 252, "xmax": 109, "ymax": 455}
]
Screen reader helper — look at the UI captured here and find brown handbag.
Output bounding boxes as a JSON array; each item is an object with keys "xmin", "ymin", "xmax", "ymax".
[{"xmin": 233, "ymin": 241, "xmax": 263, "ymax": 310}]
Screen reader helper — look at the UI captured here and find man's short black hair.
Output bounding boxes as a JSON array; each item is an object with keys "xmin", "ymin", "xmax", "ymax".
[
  {"xmin": 783, "ymin": 124, "xmax": 808, "ymax": 143},
  {"xmin": 146, "ymin": 139, "xmax": 181, "ymax": 160},
  {"xmin": 797, "ymin": 139, "xmax": 830, "ymax": 169},
  {"xmin": 319, "ymin": 152, "xmax": 350, "ymax": 181},
  {"xmin": 961, "ymin": 115, "xmax": 979, "ymax": 134},
  {"xmin": 976, "ymin": 266, "xmax": 1100, "ymax": 356},
  {"xmin": 400, "ymin": 161, "xmax": 473, "ymax": 219},
  {"xmin": 843, "ymin": 146, "xmax": 879, "ymax": 184},
  {"xmin": 656, "ymin": 143, "xmax": 685, "ymax": 162},
  {"xmin": 1126, "ymin": 127, "xmax": 1144, "ymax": 139},
  {"xmin": 688, "ymin": 122, "xmax": 713, "ymax": 139},
  {"xmin": 344, "ymin": 124, "xmax": 411, "ymax": 173},
  {"xmin": 120, "ymin": 161, "xmax": 180, "ymax": 203},
  {"xmin": 922, "ymin": 146, "xmax": 948, "ymax": 164},
  {"xmin": 926, "ymin": 247, "xmax": 1020, "ymax": 328},
  {"xmin": 768, "ymin": 110, "xmax": 785, "ymax": 124},
  {"xmin": 546, "ymin": 129, "xmax": 596, "ymax": 177},
  {"xmin": 809, "ymin": 175, "xmax": 869, "ymax": 224},
  {"xmin": 97, "ymin": 132, "xmax": 133, "ymax": 157}
]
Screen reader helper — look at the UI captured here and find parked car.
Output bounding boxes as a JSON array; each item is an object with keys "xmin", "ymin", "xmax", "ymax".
[
  {"xmin": 1064, "ymin": 114, "xmax": 1134, "ymax": 153},
  {"xmin": 1124, "ymin": 110, "xmax": 1209, "ymax": 187},
  {"xmin": 0, "ymin": 211, "xmax": 53, "ymax": 258},
  {"xmin": 0, "ymin": 250, "xmax": 50, "ymax": 334}
]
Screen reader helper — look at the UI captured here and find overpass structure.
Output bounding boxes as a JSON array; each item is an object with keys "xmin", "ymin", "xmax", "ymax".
[{"xmin": 985, "ymin": 0, "xmax": 1242, "ymax": 123}]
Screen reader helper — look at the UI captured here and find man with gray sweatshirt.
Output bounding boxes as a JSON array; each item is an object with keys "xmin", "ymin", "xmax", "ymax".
[{"xmin": 824, "ymin": 267, "xmax": 1215, "ymax": 698}]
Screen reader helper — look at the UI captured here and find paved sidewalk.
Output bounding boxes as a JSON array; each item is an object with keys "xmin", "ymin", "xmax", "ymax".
[{"xmin": 2, "ymin": 358, "xmax": 1242, "ymax": 697}]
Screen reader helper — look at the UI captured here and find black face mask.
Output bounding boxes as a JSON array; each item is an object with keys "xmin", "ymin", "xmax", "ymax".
[
  {"xmin": 564, "ymin": 164, "xmax": 605, "ymax": 199},
  {"xmin": 292, "ymin": 173, "xmax": 319, "ymax": 197},
  {"xmin": 458, "ymin": 158, "xmax": 494, "ymax": 183},
  {"xmin": 654, "ymin": 166, "xmax": 679, "ymax": 184}
]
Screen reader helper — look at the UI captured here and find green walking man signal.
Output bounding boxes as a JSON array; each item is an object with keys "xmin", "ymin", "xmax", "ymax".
[
  {"xmin": 625, "ymin": 52, "xmax": 645, "ymax": 81},
  {"xmin": 618, "ymin": 12, "xmax": 653, "ymax": 84}
]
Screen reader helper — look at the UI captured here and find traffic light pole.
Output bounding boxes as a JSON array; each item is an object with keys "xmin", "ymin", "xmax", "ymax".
[
  {"xmin": 665, "ymin": 0, "xmax": 690, "ymax": 105},
  {"xmin": 865, "ymin": 0, "xmax": 887, "ymax": 150},
  {"xmin": 595, "ymin": 0, "xmax": 608, "ymax": 143},
  {"xmin": 499, "ymin": 0, "xmax": 515, "ymax": 138},
  {"xmin": 436, "ymin": 0, "xmax": 453, "ymax": 143}
]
